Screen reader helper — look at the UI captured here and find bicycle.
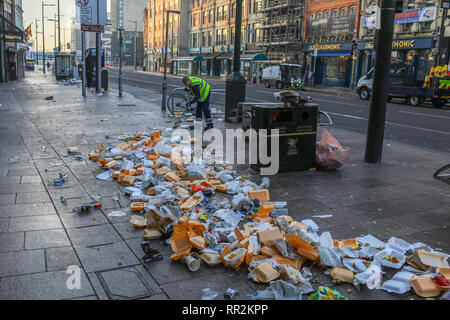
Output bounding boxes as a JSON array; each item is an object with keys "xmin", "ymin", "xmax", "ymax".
[{"xmin": 166, "ymin": 87, "xmax": 196, "ymax": 115}]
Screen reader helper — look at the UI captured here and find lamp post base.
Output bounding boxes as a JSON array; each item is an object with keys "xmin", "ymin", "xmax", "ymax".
[{"xmin": 225, "ymin": 72, "xmax": 246, "ymax": 122}]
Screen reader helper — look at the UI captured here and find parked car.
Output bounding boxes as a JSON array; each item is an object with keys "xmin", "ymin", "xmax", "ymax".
[{"xmin": 25, "ymin": 59, "xmax": 35, "ymax": 71}]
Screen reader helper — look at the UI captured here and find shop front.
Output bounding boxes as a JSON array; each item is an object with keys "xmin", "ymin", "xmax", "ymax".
[
  {"xmin": 302, "ymin": 42, "xmax": 354, "ymax": 87},
  {"xmin": 355, "ymin": 37, "xmax": 435, "ymax": 83}
]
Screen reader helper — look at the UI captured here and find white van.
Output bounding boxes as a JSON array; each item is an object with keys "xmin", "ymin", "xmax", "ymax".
[{"xmin": 261, "ymin": 64, "xmax": 302, "ymax": 89}]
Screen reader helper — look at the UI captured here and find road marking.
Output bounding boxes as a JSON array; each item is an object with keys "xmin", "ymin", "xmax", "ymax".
[
  {"xmin": 325, "ymin": 111, "xmax": 450, "ymax": 136},
  {"xmin": 314, "ymin": 98, "xmax": 364, "ymax": 107},
  {"xmin": 398, "ymin": 110, "xmax": 450, "ymax": 120}
]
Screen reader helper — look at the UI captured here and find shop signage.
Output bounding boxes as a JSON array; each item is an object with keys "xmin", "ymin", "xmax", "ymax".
[
  {"xmin": 357, "ymin": 37, "xmax": 434, "ymax": 50},
  {"xmin": 306, "ymin": 14, "xmax": 355, "ymax": 37},
  {"xmin": 363, "ymin": 6, "xmax": 437, "ymax": 28},
  {"xmin": 302, "ymin": 42, "xmax": 353, "ymax": 52}
]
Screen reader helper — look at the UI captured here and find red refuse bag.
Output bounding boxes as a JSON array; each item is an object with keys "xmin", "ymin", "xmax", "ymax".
[{"xmin": 316, "ymin": 130, "xmax": 350, "ymax": 170}]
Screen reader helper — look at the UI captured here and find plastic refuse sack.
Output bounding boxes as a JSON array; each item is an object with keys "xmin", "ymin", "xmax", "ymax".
[
  {"xmin": 315, "ymin": 129, "xmax": 350, "ymax": 170},
  {"xmin": 231, "ymin": 193, "xmax": 253, "ymax": 212},
  {"xmin": 226, "ymin": 181, "xmax": 241, "ymax": 195},
  {"xmin": 381, "ymin": 271, "xmax": 414, "ymax": 294},
  {"xmin": 319, "ymin": 232, "xmax": 334, "ymax": 248},
  {"xmin": 285, "ymin": 266, "xmax": 311, "ymax": 285},
  {"xmin": 309, "ymin": 286, "xmax": 347, "ymax": 300},
  {"xmin": 214, "ymin": 209, "xmax": 241, "ymax": 228},
  {"xmin": 154, "ymin": 140, "xmax": 172, "ymax": 156},
  {"xmin": 203, "ymin": 231, "xmax": 219, "ymax": 248},
  {"xmin": 343, "ymin": 258, "xmax": 368, "ymax": 273},
  {"xmin": 201, "ymin": 288, "xmax": 218, "ymax": 300},
  {"xmin": 273, "ymin": 240, "xmax": 302, "ymax": 260},
  {"xmin": 259, "ymin": 177, "xmax": 270, "ymax": 189},
  {"xmin": 257, "ymin": 280, "xmax": 312, "ymax": 300},
  {"xmin": 217, "ymin": 171, "xmax": 233, "ymax": 183},
  {"xmin": 96, "ymin": 170, "xmax": 113, "ymax": 181},
  {"xmin": 354, "ymin": 265, "xmax": 382, "ymax": 290},
  {"xmin": 300, "ymin": 219, "xmax": 319, "ymax": 232},
  {"xmin": 319, "ymin": 247, "xmax": 343, "ymax": 267}
]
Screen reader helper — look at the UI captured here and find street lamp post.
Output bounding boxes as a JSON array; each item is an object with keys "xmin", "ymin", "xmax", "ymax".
[
  {"xmin": 119, "ymin": 27, "xmax": 123, "ymax": 97},
  {"xmin": 225, "ymin": 0, "xmax": 245, "ymax": 122},
  {"xmin": 364, "ymin": 0, "xmax": 395, "ymax": 163},
  {"xmin": 161, "ymin": 10, "xmax": 180, "ymax": 112},
  {"xmin": 57, "ymin": 0, "xmax": 61, "ymax": 52},
  {"xmin": 41, "ymin": 1, "xmax": 55, "ymax": 74}
]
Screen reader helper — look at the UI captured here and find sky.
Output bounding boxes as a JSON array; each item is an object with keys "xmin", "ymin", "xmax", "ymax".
[{"xmin": 23, "ymin": 0, "xmax": 111, "ymax": 52}]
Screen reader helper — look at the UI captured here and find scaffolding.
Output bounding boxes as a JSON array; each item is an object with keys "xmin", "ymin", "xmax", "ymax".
[{"xmin": 255, "ymin": 0, "xmax": 302, "ymax": 63}]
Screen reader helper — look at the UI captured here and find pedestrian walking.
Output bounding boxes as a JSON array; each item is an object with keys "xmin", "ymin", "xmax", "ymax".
[
  {"xmin": 183, "ymin": 75, "xmax": 213, "ymax": 130},
  {"xmin": 257, "ymin": 68, "xmax": 263, "ymax": 84}
]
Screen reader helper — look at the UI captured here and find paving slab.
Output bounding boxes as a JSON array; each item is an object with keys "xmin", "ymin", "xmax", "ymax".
[
  {"xmin": 16, "ymin": 191, "xmax": 51, "ymax": 204},
  {"xmin": 45, "ymin": 246, "xmax": 81, "ymax": 272},
  {"xmin": 74, "ymin": 241, "xmax": 140, "ymax": 273},
  {"xmin": 0, "ymin": 269, "xmax": 94, "ymax": 300},
  {"xmin": 0, "ymin": 249, "xmax": 46, "ymax": 277},
  {"xmin": 20, "ymin": 175, "xmax": 43, "ymax": 184},
  {"xmin": 0, "ymin": 232, "xmax": 24, "ymax": 253},
  {"xmin": 0, "ymin": 193, "xmax": 16, "ymax": 205},
  {"xmin": 8, "ymin": 215, "xmax": 62, "ymax": 232},
  {"xmin": 58, "ymin": 209, "xmax": 109, "ymax": 229},
  {"xmin": 67, "ymin": 224, "xmax": 122, "ymax": 247},
  {"xmin": 25, "ymin": 229, "xmax": 71, "ymax": 250},
  {"xmin": 0, "ymin": 218, "xmax": 9, "ymax": 233},
  {"xmin": 0, "ymin": 203, "xmax": 56, "ymax": 218},
  {"xmin": 0, "ymin": 183, "xmax": 45, "ymax": 194}
]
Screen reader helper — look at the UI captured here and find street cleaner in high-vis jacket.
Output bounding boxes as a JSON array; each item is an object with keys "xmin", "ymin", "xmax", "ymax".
[{"xmin": 183, "ymin": 75, "xmax": 213, "ymax": 130}]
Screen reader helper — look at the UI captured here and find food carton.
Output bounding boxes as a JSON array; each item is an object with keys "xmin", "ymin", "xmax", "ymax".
[
  {"xmin": 289, "ymin": 221, "xmax": 308, "ymax": 230},
  {"xmin": 179, "ymin": 195, "xmax": 202, "ymax": 211},
  {"xmin": 223, "ymin": 248, "xmax": 247, "ymax": 269},
  {"xmin": 165, "ymin": 172, "xmax": 181, "ymax": 182},
  {"xmin": 331, "ymin": 267, "xmax": 354, "ymax": 283},
  {"xmin": 273, "ymin": 255, "xmax": 303, "ymax": 270},
  {"xmin": 143, "ymin": 227, "xmax": 163, "ymax": 240},
  {"xmin": 257, "ymin": 227, "xmax": 283, "ymax": 245},
  {"xmin": 130, "ymin": 215, "xmax": 146, "ymax": 228},
  {"xmin": 285, "ymin": 233, "xmax": 320, "ymax": 262},
  {"xmin": 170, "ymin": 231, "xmax": 192, "ymax": 261},
  {"xmin": 234, "ymin": 227, "xmax": 245, "ymax": 241},
  {"xmin": 121, "ymin": 175, "xmax": 136, "ymax": 186},
  {"xmin": 215, "ymin": 184, "xmax": 228, "ymax": 192},
  {"xmin": 255, "ymin": 202, "xmax": 275, "ymax": 217},
  {"xmin": 131, "ymin": 202, "xmax": 146, "ymax": 212},
  {"xmin": 417, "ymin": 250, "xmax": 449, "ymax": 268},
  {"xmin": 410, "ymin": 275, "xmax": 441, "ymax": 297},
  {"xmin": 260, "ymin": 245, "xmax": 280, "ymax": 258},
  {"xmin": 334, "ymin": 238, "xmax": 359, "ymax": 250},
  {"xmin": 200, "ymin": 252, "xmax": 221, "ymax": 266},
  {"xmin": 253, "ymin": 262, "xmax": 280, "ymax": 283},
  {"xmin": 104, "ymin": 160, "xmax": 119, "ymax": 169},
  {"xmin": 190, "ymin": 235, "xmax": 207, "ymax": 251},
  {"xmin": 247, "ymin": 189, "xmax": 270, "ymax": 203},
  {"xmin": 221, "ymin": 245, "xmax": 232, "ymax": 267}
]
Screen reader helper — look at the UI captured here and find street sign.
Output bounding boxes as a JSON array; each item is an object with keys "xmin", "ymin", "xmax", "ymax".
[
  {"xmin": 76, "ymin": 0, "xmax": 107, "ymax": 32},
  {"xmin": 81, "ymin": 24, "xmax": 104, "ymax": 32},
  {"xmin": 442, "ymin": 0, "xmax": 449, "ymax": 9}
]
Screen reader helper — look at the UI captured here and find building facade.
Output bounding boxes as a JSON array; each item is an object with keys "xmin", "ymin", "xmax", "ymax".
[
  {"xmin": 143, "ymin": 0, "xmax": 189, "ymax": 73},
  {"xmin": 302, "ymin": 0, "xmax": 360, "ymax": 87},
  {"xmin": 1, "ymin": 0, "xmax": 26, "ymax": 82},
  {"xmin": 356, "ymin": 0, "xmax": 448, "ymax": 87},
  {"xmin": 110, "ymin": 0, "xmax": 148, "ymax": 67}
]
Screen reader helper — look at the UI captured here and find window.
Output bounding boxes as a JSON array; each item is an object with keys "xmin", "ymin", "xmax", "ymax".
[
  {"xmin": 224, "ymin": 5, "xmax": 228, "ymax": 20},
  {"xmin": 332, "ymin": 9, "xmax": 338, "ymax": 17},
  {"xmin": 349, "ymin": 6, "xmax": 355, "ymax": 15},
  {"xmin": 208, "ymin": 30, "xmax": 213, "ymax": 46},
  {"xmin": 209, "ymin": 9, "xmax": 213, "ymax": 23},
  {"xmin": 316, "ymin": 12, "xmax": 322, "ymax": 20},
  {"xmin": 203, "ymin": 11, "xmax": 207, "ymax": 24},
  {"xmin": 202, "ymin": 32, "xmax": 207, "ymax": 46},
  {"xmin": 340, "ymin": 8, "xmax": 346, "ymax": 16},
  {"xmin": 324, "ymin": 11, "xmax": 329, "ymax": 19},
  {"xmin": 232, "ymin": 2, "xmax": 237, "ymax": 18},
  {"xmin": 309, "ymin": 13, "xmax": 314, "ymax": 20},
  {"xmin": 231, "ymin": 27, "xmax": 235, "ymax": 44},
  {"xmin": 192, "ymin": 33, "xmax": 198, "ymax": 48},
  {"xmin": 217, "ymin": 7, "xmax": 220, "ymax": 20}
]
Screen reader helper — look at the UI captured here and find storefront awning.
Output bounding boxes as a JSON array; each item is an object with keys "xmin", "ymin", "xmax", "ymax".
[
  {"xmin": 318, "ymin": 51, "xmax": 352, "ymax": 56},
  {"xmin": 172, "ymin": 56, "xmax": 204, "ymax": 62},
  {"xmin": 240, "ymin": 53, "xmax": 269, "ymax": 61}
]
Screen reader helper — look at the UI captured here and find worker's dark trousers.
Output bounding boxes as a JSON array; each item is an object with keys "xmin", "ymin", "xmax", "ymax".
[{"xmin": 195, "ymin": 94, "xmax": 213, "ymax": 127}]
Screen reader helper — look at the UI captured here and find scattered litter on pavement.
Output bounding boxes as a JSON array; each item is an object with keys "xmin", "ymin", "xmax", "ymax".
[
  {"xmin": 224, "ymin": 288, "xmax": 239, "ymax": 299},
  {"xmin": 201, "ymin": 288, "xmax": 218, "ymax": 300},
  {"xmin": 86, "ymin": 128, "xmax": 450, "ymax": 300},
  {"xmin": 48, "ymin": 172, "xmax": 68, "ymax": 186},
  {"xmin": 8, "ymin": 156, "xmax": 19, "ymax": 163},
  {"xmin": 316, "ymin": 130, "xmax": 350, "ymax": 170},
  {"xmin": 60, "ymin": 196, "xmax": 67, "ymax": 204},
  {"xmin": 108, "ymin": 210, "xmax": 127, "ymax": 217},
  {"xmin": 44, "ymin": 96, "xmax": 54, "ymax": 100}
]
